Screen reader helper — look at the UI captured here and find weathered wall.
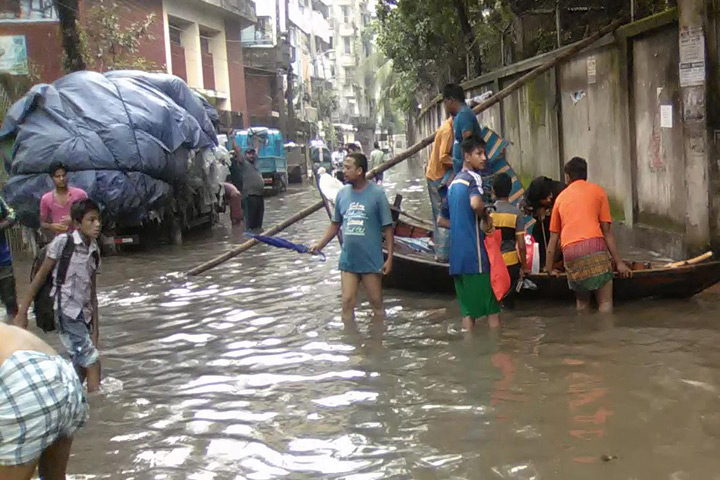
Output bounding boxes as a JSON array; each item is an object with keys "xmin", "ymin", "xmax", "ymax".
[
  {"xmin": 414, "ymin": 10, "xmax": 707, "ymax": 257},
  {"xmin": 632, "ymin": 25, "xmax": 685, "ymax": 230},
  {"xmin": 559, "ymin": 45, "xmax": 629, "ymax": 220},
  {"xmin": 502, "ymin": 71, "xmax": 561, "ymax": 184}
]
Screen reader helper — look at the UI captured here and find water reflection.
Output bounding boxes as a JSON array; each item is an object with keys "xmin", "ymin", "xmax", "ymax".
[{"xmin": 22, "ymin": 159, "xmax": 720, "ymax": 479}]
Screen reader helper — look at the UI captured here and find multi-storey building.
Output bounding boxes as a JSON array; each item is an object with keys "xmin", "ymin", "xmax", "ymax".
[{"xmin": 329, "ymin": 0, "xmax": 374, "ymax": 150}]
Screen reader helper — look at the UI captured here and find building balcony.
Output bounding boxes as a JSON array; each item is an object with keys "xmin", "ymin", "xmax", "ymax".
[
  {"xmin": 243, "ymin": 43, "xmax": 291, "ymax": 71},
  {"xmin": 197, "ymin": 0, "xmax": 256, "ymax": 26}
]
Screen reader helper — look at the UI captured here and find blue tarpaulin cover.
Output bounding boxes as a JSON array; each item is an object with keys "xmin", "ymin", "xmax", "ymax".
[{"xmin": 0, "ymin": 70, "xmax": 218, "ymax": 228}]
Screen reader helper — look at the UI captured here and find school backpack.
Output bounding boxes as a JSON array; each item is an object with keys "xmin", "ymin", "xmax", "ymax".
[{"xmin": 31, "ymin": 236, "xmax": 99, "ymax": 332}]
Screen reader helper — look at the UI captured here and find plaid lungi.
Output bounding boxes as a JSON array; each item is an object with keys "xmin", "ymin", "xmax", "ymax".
[
  {"xmin": 563, "ymin": 237, "xmax": 613, "ymax": 292},
  {"xmin": 0, "ymin": 351, "xmax": 87, "ymax": 465}
]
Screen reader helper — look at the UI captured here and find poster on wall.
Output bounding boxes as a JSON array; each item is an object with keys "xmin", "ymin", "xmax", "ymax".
[
  {"xmin": 679, "ymin": 26, "xmax": 705, "ymax": 87},
  {"xmin": 0, "ymin": 36, "xmax": 28, "ymax": 75}
]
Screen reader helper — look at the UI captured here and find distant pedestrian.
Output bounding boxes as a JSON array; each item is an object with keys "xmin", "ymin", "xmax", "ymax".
[
  {"xmin": 15, "ymin": 199, "xmax": 103, "ymax": 392},
  {"xmin": 369, "ymin": 142, "xmax": 385, "ymax": 185},
  {"xmin": 0, "ymin": 195, "xmax": 18, "ymax": 318},
  {"xmin": 491, "ymin": 173, "xmax": 528, "ymax": 309},
  {"xmin": 229, "ymin": 136, "xmax": 266, "ymax": 232},
  {"xmin": 438, "ymin": 136, "xmax": 500, "ymax": 330},
  {"xmin": 0, "ymin": 323, "xmax": 88, "ymax": 479},
  {"xmin": 546, "ymin": 157, "xmax": 632, "ymax": 313},
  {"xmin": 311, "ymin": 153, "xmax": 394, "ymax": 323},
  {"xmin": 40, "ymin": 162, "xmax": 88, "ymax": 240}
]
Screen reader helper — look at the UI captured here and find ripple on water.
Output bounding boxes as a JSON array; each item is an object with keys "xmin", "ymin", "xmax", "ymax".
[{"xmin": 54, "ymin": 174, "xmax": 720, "ymax": 479}]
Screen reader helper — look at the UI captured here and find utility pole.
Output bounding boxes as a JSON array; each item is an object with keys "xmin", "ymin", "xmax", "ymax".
[
  {"xmin": 276, "ymin": 0, "xmax": 287, "ymax": 135},
  {"xmin": 285, "ymin": 0, "xmax": 296, "ymax": 141},
  {"xmin": 677, "ymin": 0, "xmax": 712, "ymax": 252},
  {"xmin": 555, "ymin": 0, "xmax": 562, "ymax": 48}
]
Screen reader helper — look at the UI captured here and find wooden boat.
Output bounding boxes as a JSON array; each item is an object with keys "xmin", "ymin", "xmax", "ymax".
[{"xmin": 388, "ymin": 218, "xmax": 720, "ymax": 301}]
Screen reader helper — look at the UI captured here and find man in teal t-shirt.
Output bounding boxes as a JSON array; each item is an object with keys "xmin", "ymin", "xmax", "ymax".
[
  {"xmin": 312, "ymin": 153, "xmax": 394, "ymax": 323},
  {"xmin": 442, "ymin": 83, "xmax": 483, "ymax": 175}
]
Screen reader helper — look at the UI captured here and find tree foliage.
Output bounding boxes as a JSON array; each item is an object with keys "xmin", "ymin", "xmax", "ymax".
[
  {"xmin": 78, "ymin": 0, "xmax": 158, "ymax": 71},
  {"xmin": 375, "ymin": 0, "xmax": 672, "ymax": 115}
]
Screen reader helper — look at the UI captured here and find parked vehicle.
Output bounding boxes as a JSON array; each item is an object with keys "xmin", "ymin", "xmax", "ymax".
[
  {"xmin": 234, "ymin": 128, "xmax": 288, "ymax": 195},
  {"xmin": 285, "ymin": 142, "xmax": 306, "ymax": 184},
  {"xmin": 310, "ymin": 141, "xmax": 333, "ymax": 177}
]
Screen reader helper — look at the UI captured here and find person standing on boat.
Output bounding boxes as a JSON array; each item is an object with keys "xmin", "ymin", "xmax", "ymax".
[
  {"xmin": 437, "ymin": 137, "xmax": 501, "ymax": 330},
  {"xmin": 426, "ymin": 115, "xmax": 454, "ymax": 263},
  {"xmin": 545, "ymin": 157, "xmax": 632, "ymax": 313},
  {"xmin": 443, "ymin": 84, "xmax": 483, "ymax": 176},
  {"xmin": 311, "ymin": 153, "xmax": 394, "ymax": 323}
]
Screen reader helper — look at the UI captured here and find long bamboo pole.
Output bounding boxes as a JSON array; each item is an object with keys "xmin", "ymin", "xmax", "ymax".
[{"xmin": 186, "ymin": 17, "xmax": 626, "ymax": 277}]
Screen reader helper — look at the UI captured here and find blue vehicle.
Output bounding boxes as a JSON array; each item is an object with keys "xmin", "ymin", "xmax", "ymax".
[{"xmin": 233, "ymin": 127, "xmax": 288, "ymax": 194}]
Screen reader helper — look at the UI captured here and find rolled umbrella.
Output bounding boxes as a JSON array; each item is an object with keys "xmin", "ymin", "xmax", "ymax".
[{"xmin": 245, "ymin": 233, "xmax": 326, "ymax": 261}]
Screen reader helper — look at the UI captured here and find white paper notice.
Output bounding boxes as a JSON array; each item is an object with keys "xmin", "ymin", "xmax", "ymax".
[
  {"xmin": 660, "ymin": 105, "xmax": 673, "ymax": 128},
  {"xmin": 587, "ymin": 56, "xmax": 597, "ymax": 84}
]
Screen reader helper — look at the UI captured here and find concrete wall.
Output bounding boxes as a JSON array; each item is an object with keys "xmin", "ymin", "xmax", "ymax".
[
  {"xmin": 632, "ymin": 25, "xmax": 685, "ymax": 230},
  {"xmin": 414, "ymin": 10, "xmax": 705, "ymax": 257},
  {"xmin": 559, "ymin": 45, "xmax": 630, "ymax": 220}
]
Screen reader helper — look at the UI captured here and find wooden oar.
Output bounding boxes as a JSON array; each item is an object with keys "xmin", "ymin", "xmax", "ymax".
[
  {"xmin": 186, "ymin": 16, "xmax": 626, "ymax": 277},
  {"xmin": 664, "ymin": 251, "xmax": 713, "ymax": 268}
]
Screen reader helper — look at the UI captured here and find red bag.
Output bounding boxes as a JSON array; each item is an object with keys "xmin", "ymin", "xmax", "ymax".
[{"xmin": 484, "ymin": 229, "xmax": 511, "ymax": 301}]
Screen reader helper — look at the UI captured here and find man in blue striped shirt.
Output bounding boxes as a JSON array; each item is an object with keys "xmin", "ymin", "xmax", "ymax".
[{"xmin": 438, "ymin": 137, "xmax": 501, "ymax": 330}]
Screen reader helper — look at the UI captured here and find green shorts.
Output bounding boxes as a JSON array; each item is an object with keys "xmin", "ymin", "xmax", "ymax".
[{"xmin": 453, "ymin": 273, "xmax": 501, "ymax": 319}]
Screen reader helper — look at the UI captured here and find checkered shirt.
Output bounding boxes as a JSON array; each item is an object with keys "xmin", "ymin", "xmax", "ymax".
[{"xmin": 0, "ymin": 351, "xmax": 88, "ymax": 466}]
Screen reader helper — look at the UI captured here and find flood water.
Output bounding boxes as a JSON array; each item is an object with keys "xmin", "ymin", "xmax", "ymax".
[{"xmin": 23, "ymin": 160, "xmax": 720, "ymax": 479}]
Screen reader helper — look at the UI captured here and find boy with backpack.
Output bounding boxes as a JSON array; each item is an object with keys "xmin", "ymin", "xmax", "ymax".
[
  {"xmin": 490, "ymin": 173, "xmax": 528, "ymax": 309},
  {"xmin": 15, "ymin": 199, "xmax": 102, "ymax": 392}
]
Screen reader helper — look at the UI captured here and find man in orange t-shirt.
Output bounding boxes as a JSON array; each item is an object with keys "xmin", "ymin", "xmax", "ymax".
[
  {"xmin": 426, "ymin": 116, "xmax": 454, "ymax": 262},
  {"xmin": 546, "ymin": 157, "xmax": 631, "ymax": 313}
]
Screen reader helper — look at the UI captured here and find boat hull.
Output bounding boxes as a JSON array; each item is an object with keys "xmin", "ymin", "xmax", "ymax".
[{"xmin": 383, "ymin": 251, "xmax": 720, "ymax": 301}]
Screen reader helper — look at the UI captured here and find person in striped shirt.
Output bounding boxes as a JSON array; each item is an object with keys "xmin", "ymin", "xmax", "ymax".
[{"xmin": 491, "ymin": 173, "xmax": 528, "ymax": 309}]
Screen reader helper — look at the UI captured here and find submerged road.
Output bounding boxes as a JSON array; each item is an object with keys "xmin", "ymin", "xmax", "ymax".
[{"xmin": 17, "ymin": 159, "xmax": 720, "ymax": 479}]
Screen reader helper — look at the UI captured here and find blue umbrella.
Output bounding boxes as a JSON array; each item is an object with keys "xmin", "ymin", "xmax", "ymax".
[{"xmin": 246, "ymin": 233, "xmax": 326, "ymax": 261}]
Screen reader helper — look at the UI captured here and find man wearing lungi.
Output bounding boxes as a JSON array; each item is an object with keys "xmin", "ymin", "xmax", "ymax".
[{"xmin": 545, "ymin": 157, "xmax": 632, "ymax": 313}]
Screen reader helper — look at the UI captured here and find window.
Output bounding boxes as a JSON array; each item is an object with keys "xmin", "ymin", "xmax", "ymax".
[
  {"xmin": 0, "ymin": 0, "xmax": 56, "ymax": 21},
  {"xmin": 169, "ymin": 25, "xmax": 182, "ymax": 46},
  {"xmin": 341, "ymin": 5, "xmax": 350, "ymax": 22},
  {"xmin": 200, "ymin": 37, "xmax": 211, "ymax": 55},
  {"xmin": 343, "ymin": 36, "xmax": 351, "ymax": 54}
]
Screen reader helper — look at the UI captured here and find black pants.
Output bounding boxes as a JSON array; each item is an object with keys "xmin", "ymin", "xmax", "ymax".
[
  {"xmin": 245, "ymin": 195, "xmax": 265, "ymax": 230},
  {"xmin": 503, "ymin": 263, "xmax": 521, "ymax": 310},
  {"xmin": 0, "ymin": 266, "xmax": 18, "ymax": 317}
]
